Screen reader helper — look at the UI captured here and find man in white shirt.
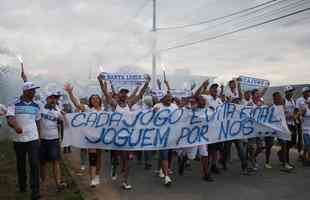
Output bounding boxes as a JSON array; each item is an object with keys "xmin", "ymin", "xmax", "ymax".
[
  {"xmin": 283, "ymin": 86, "xmax": 298, "ymax": 165},
  {"xmin": 6, "ymin": 82, "xmax": 41, "ymax": 200},
  {"xmin": 296, "ymin": 86, "xmax": 310, "ymax": 159},
  {"xmin": 205, "ymin": 83, "xmax": 223, "ymax": 174},
  {"xmin": 296, "ymin": 87, "xmax": 310, "ymax": 110},
  {"xmin": 40, "ymin": 92, "xmax": 66, "ymax": 192}
]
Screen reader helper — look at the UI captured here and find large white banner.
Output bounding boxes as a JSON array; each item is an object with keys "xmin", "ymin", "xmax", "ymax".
[{"xmin": 63, "ymin": 103, "xmax": 290, "ymax": 150}]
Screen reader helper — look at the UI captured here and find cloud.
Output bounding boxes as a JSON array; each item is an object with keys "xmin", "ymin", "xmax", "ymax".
[{"xmin": 0, "ymin": 0, "xmax": 309, "ymax": 86}]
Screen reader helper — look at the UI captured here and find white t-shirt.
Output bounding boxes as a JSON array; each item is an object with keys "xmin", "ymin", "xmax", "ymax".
[
  {"xmin": 6, "ymin": 98, "xmax": 41, "ymax": 142},
  {"xmin": 284, "ymin": 98, "xmax": 296, "ymax": 125},
  {"xmin": 225, "ymin": 88, "xmax": 239, "ymax": 101},
  {"xmin": 302, "ymin": 106, "xmax": 310, "ymax": 135},
  {"xmin": 296, "ymin": 96, "xmax": 307, "ymax": 110},
  {"xmin": 241, "ymin": 98, "xmax": 254, "ymax": 106},
  {"xmin": 205, "ymin": 95, "xmax": 223, "ymax": 110},
  {"xmin": 41, "ymin": 106, "xmax": 63, "ymax": 140}
]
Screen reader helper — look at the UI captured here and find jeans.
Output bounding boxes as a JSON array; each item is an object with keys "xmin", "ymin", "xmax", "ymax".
[
  {"xmin": 13, "ymin": 140, "xmax": 40, "ymax": 197},
  {"xmin": 223, "ymin": 140, "xmax": 248, "ymax": 170}
]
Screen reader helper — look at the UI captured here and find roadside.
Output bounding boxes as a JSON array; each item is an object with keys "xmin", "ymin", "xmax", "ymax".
[{"xmin": 0, "ymin": 139, "xmax": 84, "ymax": 200}]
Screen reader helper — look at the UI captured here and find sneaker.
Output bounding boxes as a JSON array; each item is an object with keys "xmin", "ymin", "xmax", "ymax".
[
  {"xmin": 241, "ymin": 169, "xmax": 252, "ymax": 176},
  {"xmin": 164, "ymin": 176, "xmax": 172, "ymax": 186},
  {"xmin": 168, "ymin": 169, "xmax": 173, "ymax": 175},
  {"xmin": 159, "ymin": 169, "xmax": 165, "ymax": 178},
  {"xmin": 90, "ymin": 179, "xmax": 96, "ymax": 188},
  {"xmin": 203, "ymin": 175, "xmax": 214, "ymax": 182},
  {"xmin": 264, "ymin": 163, "xmax": 272, "ymax": 169},
  {"xmin": 94, "ymin": 175, "xmax": 100, "ymax": 185},
  {"xmin": 284, "ymin": 163, "xmax": 294, "ymax": 170},
  {"xmin": 122, "ymin": 182, "xmax": 132, "ymax": 190},
  {"xmin": 111, "ymin": 166, "xmax": 117, "ymax": 181},
  {"xmin": 80, "ymin": 165, "xmax": 86, "ymax": 171}
]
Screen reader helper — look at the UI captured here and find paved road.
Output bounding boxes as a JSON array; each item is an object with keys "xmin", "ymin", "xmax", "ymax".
[{"xmin": 67, "ymin": 148, "xmax": 310, "ymax": 200}]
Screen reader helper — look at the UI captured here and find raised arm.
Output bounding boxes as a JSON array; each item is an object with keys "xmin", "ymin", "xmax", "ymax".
[
  {"xmin": 236, "ymin": 78, "xmax": 243, "ymax": 99},
  {"xmin": 128, "ymin": 85, "xmax": 140, "ymax": 102},
  {"xmin": 194, "ymin": 80, "xmax": 209, "ymax": 96},
  {"xmin": 128, "ymin": 75, "xmax": 151, "ymax": 107},
  {"xmin": 164, "ymin": 79, "xmax": 171, "ymax": 91},
  {"xmin": 63, "ymin": 83, "xmax": 85, "ymax": 111},
  {"xmin": 97, "ymin": 76, "xmax": 116, "ymax": 107},
  {"xmin": 21, "ymin": 63, "xmax": 28, "ymax": 82}
]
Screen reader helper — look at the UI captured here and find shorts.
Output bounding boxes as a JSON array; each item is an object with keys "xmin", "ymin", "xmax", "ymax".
[
  {"xmin": 178, "ymin": 145, "xmax": 208, "ymax": 160},
  {"xmin": 40, "ymin": 139, "xmax": 60, "ymax": 161},
  {"xmin": 288, "ymin": 124, "xmax": 297, "ymax": 146},
  {"xmin": 303, "ymin": 134, "xmax": 310, "ymax": 150},
  {"xmin": 159, "ymin": 150, "xmax": 169, "ymax": 160}
]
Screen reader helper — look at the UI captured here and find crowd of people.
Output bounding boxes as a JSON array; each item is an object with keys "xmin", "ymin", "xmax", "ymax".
[{"xmin": 0, "ymin": 70, "xmax": 310, "ymax": 200}]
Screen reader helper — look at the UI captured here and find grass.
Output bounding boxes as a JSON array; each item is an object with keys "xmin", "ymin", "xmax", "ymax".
[{"xmin": 0, "ymin": 139, "xmax": 84, "ymax": 200}]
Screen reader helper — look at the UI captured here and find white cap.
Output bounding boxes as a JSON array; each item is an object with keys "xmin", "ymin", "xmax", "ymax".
[
  {"xmin": 22, "ymin": 82, "xmax": 40, "ymax": 91},
  {"xmin": 118, "ymin": 87, "xmax": 130, "ymax": 93},
  {"xmin": 284, "ymin": 85, "xmax": 294, "ymax": 92},
  {"xmin": 302, "ymin": 87, "xmax": 310, "ymax": 93},
  {"xmin": 45, "ymin": 91, "xmax": 58, "ymax": 98}
]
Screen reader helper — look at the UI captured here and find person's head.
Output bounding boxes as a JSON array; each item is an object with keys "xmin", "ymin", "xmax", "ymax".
[
  {"xmin": 189, "ymin": 96, "xmax": 199, "ymax": 109},
  {"xmin": 244, "ymin": 91, "xmax": 252, "ymax": 101},
  {"xmin": 209, "ymin": 83, "xmax": 219, "ymax": 97},
  {"xmin": 143, "ymin": 96, "xmax": 154, "ymax": 108},
  {"xmin": 273, "ymin": 92, "xmax": 283, "ymax": 105},
  {"xmin": 251, "ymin": 89, "xmax": 260, "ymax": 100},
  {"xmin": 22, "ymin": 82, "xmax": 40, "ymax": 101},
  {"xmin": 118, "ymin": 88, "xmax": 129, "ymax": 102},
  {"xmin": 161, "ymin": 92, "xmax": 173, "ymax": 106},
  {"xmin": 88, "ymin": 94, "xmax": 102, "ymax": 109},
  {"xmin": 302, "ymin": 87, "xmax": 310, "ymax": 99},
  {"xmin": 228, "ymin": 80, "xmax": 236, "ymax": 90},
  {"xmin": 45, "ymin": 93, "xmax": 57, "ymax": 106},
  {"xmin": 284, "ymin": 85, "xmax": 294, "ymax": 99}
]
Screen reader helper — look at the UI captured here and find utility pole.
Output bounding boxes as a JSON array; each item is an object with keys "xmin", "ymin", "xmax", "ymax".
[{"xmin": 151, "ymin": 0, "xmax": 157, "ymax": 90}]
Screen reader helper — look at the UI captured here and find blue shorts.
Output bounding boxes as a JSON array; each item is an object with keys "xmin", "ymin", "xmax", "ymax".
[
  {"xmin": 303, "ymin": 134, "xmax": 310, "ymax": 149},
  {"xmin": 40, "ymin": 139, "xmax": 61, "ymax": 161}
]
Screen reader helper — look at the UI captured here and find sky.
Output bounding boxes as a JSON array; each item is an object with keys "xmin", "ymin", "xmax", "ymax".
[{"xmin": 0, "ymin": 0, "xmax": 310, "ymax": 86}]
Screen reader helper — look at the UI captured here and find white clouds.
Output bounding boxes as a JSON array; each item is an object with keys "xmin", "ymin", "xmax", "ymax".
[{"xmin": 0, "ymin": 0, "xmax": 309, "ymax": 85}]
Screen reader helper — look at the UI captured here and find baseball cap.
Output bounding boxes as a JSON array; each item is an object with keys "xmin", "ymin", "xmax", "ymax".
[
  {"xmin": 22, "ymin": 82, "xmax": 40, "ymax": 91},
  {"xmin": 209, "ymin": 83, "xmax": 219, "ymax": 89},
  {"xmin": 119, "ymin": 87, "xmax": 129, "ymax": 93},
  {"xmin": 302, "ymin": 86, "xmax": 310, "ymax": 93},
  {"xmin": 45, "ymin": 91, "xmax": 57, "ymax": 98},
  {"xmin": 284, "ymin": 85, "xmax": 295, "ymax": 93}
]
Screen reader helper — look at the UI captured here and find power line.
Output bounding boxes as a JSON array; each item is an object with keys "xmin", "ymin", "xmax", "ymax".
[
  {"xmin": 232, "ymin": 0, "xmax": 309, "ymax": 31},
  {"xmin": 159, "ymin": 7, "xmax": 310, "ymax": 52},
  {"xmin": 166, "ymin": 0, "xmax": 298, "ymax": 46},
  {"xmin": 157, "ymin": 0, "xmax": 278, "ymax": 30}
]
